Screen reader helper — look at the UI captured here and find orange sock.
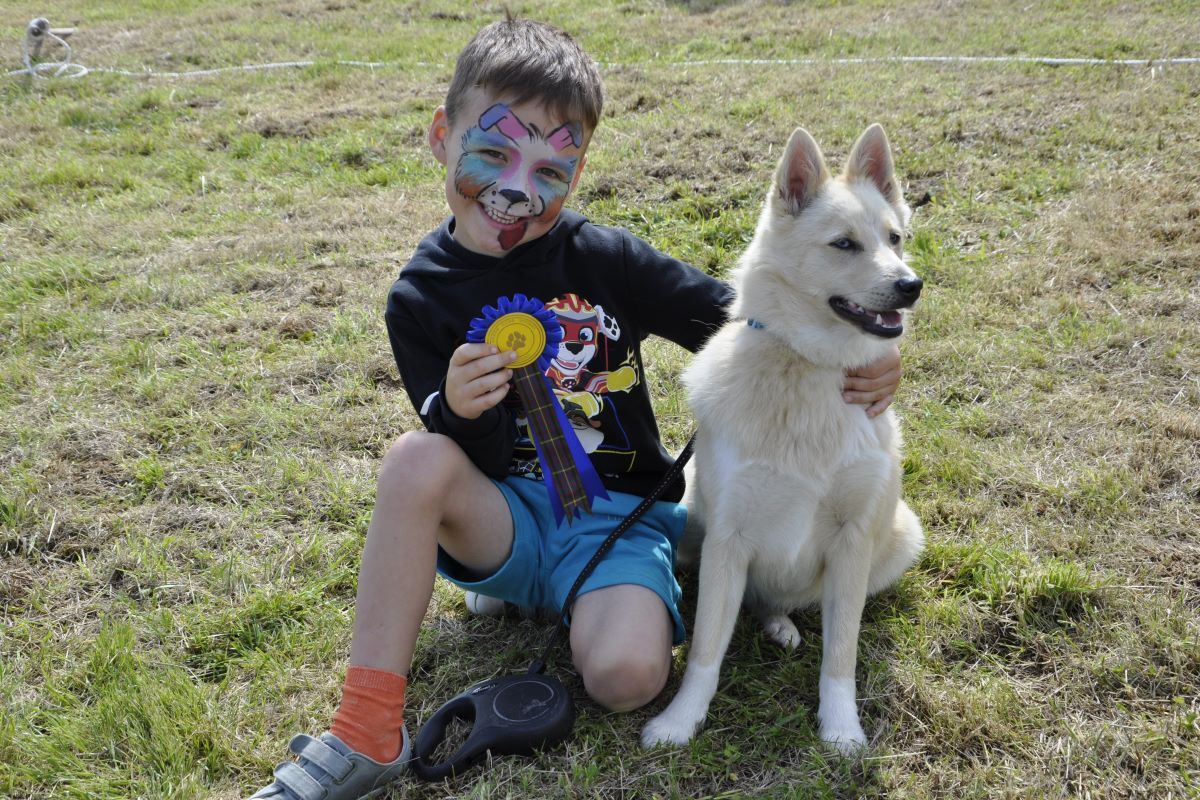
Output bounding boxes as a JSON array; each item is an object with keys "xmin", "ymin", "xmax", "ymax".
[{"xmin": 330, "ymin": 666, "xmax": 407, "ymax": 763}]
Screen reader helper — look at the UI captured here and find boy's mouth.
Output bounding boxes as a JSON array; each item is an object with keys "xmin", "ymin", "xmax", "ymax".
[
  {"xmin": 484, "ymin": 206, "xmax": 521, "ymax": 225},
  {"xmin": 481, "ymin": 204, "xmax": 529, "ymax": 250}
]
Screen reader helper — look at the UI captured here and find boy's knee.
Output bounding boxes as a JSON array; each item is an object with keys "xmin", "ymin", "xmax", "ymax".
[
  {"xmin": 581, "ymin": 648, "xmax": 670, "ymax": 712},
  {"xmin": 379, "ymin": 431, "xmax": 464, "ymax": 496}
]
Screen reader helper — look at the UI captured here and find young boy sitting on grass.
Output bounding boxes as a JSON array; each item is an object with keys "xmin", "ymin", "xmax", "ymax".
[{"xmin": 248, "ymin": 16, "xmax": 902, "ymax": 800}]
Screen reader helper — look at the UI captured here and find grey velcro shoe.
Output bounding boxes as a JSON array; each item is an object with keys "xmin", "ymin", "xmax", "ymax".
[{"xmin": 247, "ymin": 728, "xmax": 409, "ymax": 800}]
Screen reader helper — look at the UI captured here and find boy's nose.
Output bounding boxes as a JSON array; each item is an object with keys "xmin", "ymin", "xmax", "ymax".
[{"xmin": 499, "ymin": 189, "xmax": 528, "ymax": 205}]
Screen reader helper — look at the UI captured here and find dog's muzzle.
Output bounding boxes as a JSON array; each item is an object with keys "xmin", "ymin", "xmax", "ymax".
[{"xmin": 830, "ymin": 278, "xmax": 923, "ymax": 338}]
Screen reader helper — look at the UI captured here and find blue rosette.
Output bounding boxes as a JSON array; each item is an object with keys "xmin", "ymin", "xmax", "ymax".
[{"xmin": 467, "ymin": 294, "xmax": 610, "ymax": 526}]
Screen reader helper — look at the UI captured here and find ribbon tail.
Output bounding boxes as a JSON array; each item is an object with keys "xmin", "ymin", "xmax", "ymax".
[
  {"xmin": 526, "ymin": 426, "xmax": 572, "ymax": 527},
  {"xmin": 513, "ymin": 366, "xmax": 609, "ymax": 527},
  {"xmin": 541, "ymin": 374, "xmax": 609, "ymax": 525}
]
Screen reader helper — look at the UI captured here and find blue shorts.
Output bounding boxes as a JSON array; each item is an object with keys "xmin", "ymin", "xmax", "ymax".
[{"xmin": 436, "ymin": 475, "xmax": 689, "ymax": 644}]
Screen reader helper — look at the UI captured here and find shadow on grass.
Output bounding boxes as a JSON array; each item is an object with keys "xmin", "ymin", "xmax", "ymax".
[
  {"xmin": 378, "ymin": 538, "xmax": 1117, "ymax": 798},
  {"xmin": 397, "ymin": 573, "xmax": 912, "ymax": 797},
  {"xmin": 665, "ymin": 0, "xmax": 746, "ymax": 12}
]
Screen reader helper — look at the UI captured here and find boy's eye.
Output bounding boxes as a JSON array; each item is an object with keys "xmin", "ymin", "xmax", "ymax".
[
  {"xmin": 479, "ymin": 149, "xmax": 506, "ymax": 160},
  {"xmin": 537, "ymin": 166, "xmax": 567, "ymax": 182}
]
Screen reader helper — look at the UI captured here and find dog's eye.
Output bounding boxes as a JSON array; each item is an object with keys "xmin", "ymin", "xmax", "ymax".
[
  {"xmin": 889, "ymin": 232, "xmax": 902, "ymax": 246},
  {"xmin": 830, "ymin": 237, "xmax": 857, "ymax": 251}
]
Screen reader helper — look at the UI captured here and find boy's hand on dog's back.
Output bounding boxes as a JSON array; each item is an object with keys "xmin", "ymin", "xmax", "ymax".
[
  {"xmin": 445, "ymin": 343, "xmax": 518, "ymax": 420},
  {"xmin": 842, "ymin": 343, "xmax": 902, "ymax": 418}
]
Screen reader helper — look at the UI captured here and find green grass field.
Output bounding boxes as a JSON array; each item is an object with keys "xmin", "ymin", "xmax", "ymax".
[{"xmin": 2, "ymin": 1, "xmax": 1198, "ymax": 798}]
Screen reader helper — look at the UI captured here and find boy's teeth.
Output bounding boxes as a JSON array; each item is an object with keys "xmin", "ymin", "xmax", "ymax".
[
  {"xmin": 875, "ymin": 313, "xmax": 883, "ymax": 325},
  {"xmin": 485, "ymin": 206, "xmax": 520, "ymax": 224}
]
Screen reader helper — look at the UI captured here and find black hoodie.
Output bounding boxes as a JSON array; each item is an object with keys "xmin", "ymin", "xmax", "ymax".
[{"xmin": 385, "ymin": 210, "xmax": 733, "ymax": 501}]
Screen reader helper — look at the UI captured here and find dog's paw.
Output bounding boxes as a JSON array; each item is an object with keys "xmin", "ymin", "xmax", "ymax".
[
  {"xmin": 641, "ymin": 712, "xmax": 700, "ymax": 748},
  {"xmin": 818, "ymin": 687, "xmax": 866, "ymax": 755},
  {"xmin": 821, "ymin": 727, "xmax": 868, "ymax": 756},
  {"xmin": 817, "ymin": 676, "xmax": 867, "ymax": 755},
  {"xmin": 762, "ymin": 614, "xmax": 801, "ymax": 649},
  {"xmin": 818, "ymin": 715, "xmax": 867, "ymax": 756}
]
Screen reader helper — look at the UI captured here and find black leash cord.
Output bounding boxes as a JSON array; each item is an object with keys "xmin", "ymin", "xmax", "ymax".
[{"xmin": 529, "ymin": 432, "xmax": 696, "ymax": 675}]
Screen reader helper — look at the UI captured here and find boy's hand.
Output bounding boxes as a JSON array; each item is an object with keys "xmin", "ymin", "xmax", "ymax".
[
  {"xmin": 843, "ymin": 343, "xmax": 902, "ymax": 418},
  {"xmin": 445, "ymin": 343, "xmax": 518, "ymax": 420}
]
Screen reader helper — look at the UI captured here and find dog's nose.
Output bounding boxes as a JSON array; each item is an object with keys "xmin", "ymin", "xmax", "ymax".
[{"xmin": 895, "ymin": 277, "xmax": 923, "ymax": 300}]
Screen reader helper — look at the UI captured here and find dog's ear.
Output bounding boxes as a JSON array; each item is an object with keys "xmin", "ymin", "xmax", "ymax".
[
  {"xmin": 845, "ymin": 124, "xmax": 902, "ymax": 206},
  {"xmin": 773, "ymin": 127, "xmax": 830, "ymax": 216}
]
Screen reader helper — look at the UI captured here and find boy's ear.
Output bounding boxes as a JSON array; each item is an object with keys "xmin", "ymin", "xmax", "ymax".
[
  {"xmin": 428, "ymin": 106, "xmax": 450, "ymax": 165},
  {"xmin": 568, "ymin": 154, "xmax": 588, "ymax": 196}
]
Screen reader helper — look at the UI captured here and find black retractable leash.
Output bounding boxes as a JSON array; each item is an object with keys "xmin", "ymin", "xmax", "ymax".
[{"xmin": 411, "ymin": 434, "xmax": 697, "ymax": 781}]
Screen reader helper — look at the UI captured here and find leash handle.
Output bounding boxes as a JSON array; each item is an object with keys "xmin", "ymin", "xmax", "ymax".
[
  {"xmin": 411, "ymin": 673, "xmax": 575, "ymax": 781},
  {"xmin": 534, "ymin": 433, "xmax": 697, "ymax": 669}
]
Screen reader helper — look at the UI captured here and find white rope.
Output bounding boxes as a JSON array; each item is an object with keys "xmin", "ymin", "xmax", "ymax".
[
  {"xmin": 14, "ymin": 17, "xmax": 87, "ymax": 78},
  {"xmin": 10, "ymin": 54, "xmax": 1199, "ymax": 81},
  {"xmin": 6, "ymin": 57, "xmax": 444, "ymax": 79},
  {"xmin": 670, "ymin": 55, "xmax": 1200, "ymax": 67},
  {"xmin": 7, "ymin": 17, "xmax": 1199, "ymax": 83}
]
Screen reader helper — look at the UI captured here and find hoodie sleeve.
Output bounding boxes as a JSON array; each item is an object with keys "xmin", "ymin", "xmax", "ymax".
[
  {"xmin": 621, "ymin": 231, "xmax": 734, "ymax": 352},
  {"xmin": 385, "ymin": 297, "xmax": 517, "ymax": 478}
]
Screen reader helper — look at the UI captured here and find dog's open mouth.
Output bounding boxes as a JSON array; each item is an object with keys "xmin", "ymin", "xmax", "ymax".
[{"xmin": 829, "ymin": 297, "xmax": 905, "ymax": 338}]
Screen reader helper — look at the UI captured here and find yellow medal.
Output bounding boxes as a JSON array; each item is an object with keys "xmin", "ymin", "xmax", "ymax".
[{"xmin": 484, "ymin": 312, "xmax": 546, "ymax": 369}]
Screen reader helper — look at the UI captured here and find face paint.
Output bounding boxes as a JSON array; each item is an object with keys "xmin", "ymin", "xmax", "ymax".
[{"xmin": 453, "ymin": 103, "xmax": 582, "ymax": 251}]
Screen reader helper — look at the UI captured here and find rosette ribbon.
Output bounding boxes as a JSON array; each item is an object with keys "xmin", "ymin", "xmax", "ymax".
[{"xmin": 467, "ymin": 295, "xmax": 610, "ymax": 526}]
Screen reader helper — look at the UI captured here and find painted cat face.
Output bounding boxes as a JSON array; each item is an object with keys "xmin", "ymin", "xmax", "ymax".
[{"xmin": 430, "ymin": 93, "xmax": 587, "ymax": 255}]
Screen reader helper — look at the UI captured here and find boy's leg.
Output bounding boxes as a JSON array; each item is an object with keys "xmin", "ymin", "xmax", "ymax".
[
  {"xmin": 569, "ymin": 585, "xmax": 673, "ymax": 712},
  {"xmin": 349, "ymin": 430, "xmax": 514, "ymax": 674},
  {"xmin": 249, "ymin": 431, "xmax": 513, "ymax": 798},
  {"xmin": 335, "ymin": 431, "xmax": 514, "ymax": 762}
]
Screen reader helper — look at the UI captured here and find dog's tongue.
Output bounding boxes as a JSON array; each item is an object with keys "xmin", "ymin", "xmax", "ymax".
[{"xmin": 499, "ymin": 220, "xmax": 528, "ymax": 251}]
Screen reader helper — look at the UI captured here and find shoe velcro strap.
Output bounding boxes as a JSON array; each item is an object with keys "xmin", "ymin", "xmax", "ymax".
[
  {"xmin": 397, "ymin": 725, "xmax": 411, "ymax": 762},
  {"xmin": 289, "ymin": 734, "xmax": 353, "ymax": 781},
  {"xmin": 273, "ymin": 761, "xmax": 328, "ymax": 800}
]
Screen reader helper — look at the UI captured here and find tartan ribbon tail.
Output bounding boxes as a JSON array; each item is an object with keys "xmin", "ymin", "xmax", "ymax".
[
  {"xmin": 514, "ymin": 368, "xmax": 609, "ymax": 526},
  {"xmin": 542, "ymin": 372, "xmax": 610, "ymax": 523}
]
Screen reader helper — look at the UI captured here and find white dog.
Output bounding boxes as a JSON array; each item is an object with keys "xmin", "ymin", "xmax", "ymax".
[{"xmin": 641, "ymin": 124, "xmax": 925, "ymax": 754}]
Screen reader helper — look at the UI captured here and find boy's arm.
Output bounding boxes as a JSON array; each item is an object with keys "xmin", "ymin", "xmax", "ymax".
[
  {"xmin": 621, "ymin": 233, "xmax": 734, "ymax": 352},
  {"xmin": 385, "ymin": 304, "xmax": 518, "ymax": 478}
]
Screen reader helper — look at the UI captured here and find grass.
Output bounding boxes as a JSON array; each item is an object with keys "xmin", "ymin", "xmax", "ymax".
[{"xmin": 2, "ymin": 1, "xmax": 1199, "ymax": 798}]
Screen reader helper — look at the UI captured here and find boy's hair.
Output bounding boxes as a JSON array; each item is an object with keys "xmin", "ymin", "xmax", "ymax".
[{"xmin": 445, "ymin": 17, "xmax": 603, "ymax": 134}]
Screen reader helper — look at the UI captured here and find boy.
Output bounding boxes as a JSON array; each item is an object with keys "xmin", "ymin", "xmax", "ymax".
[{"xmin": 248, "ymin": 17, "xmax": 902, "ymax": 800}]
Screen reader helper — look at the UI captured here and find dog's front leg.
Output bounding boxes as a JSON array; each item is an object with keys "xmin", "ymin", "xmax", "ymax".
[
  {"xmin": 817, "ymin": 527, "xmax": 873, "ymax": 754},
  {"xmin": 641, "ymin": 535, "xmax": 749, "ymax": 747}
]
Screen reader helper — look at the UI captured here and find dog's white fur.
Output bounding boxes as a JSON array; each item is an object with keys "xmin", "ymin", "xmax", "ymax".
[{"xmin": 641, "ymin": 124, "xmax": 925, "ymax": 754}]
